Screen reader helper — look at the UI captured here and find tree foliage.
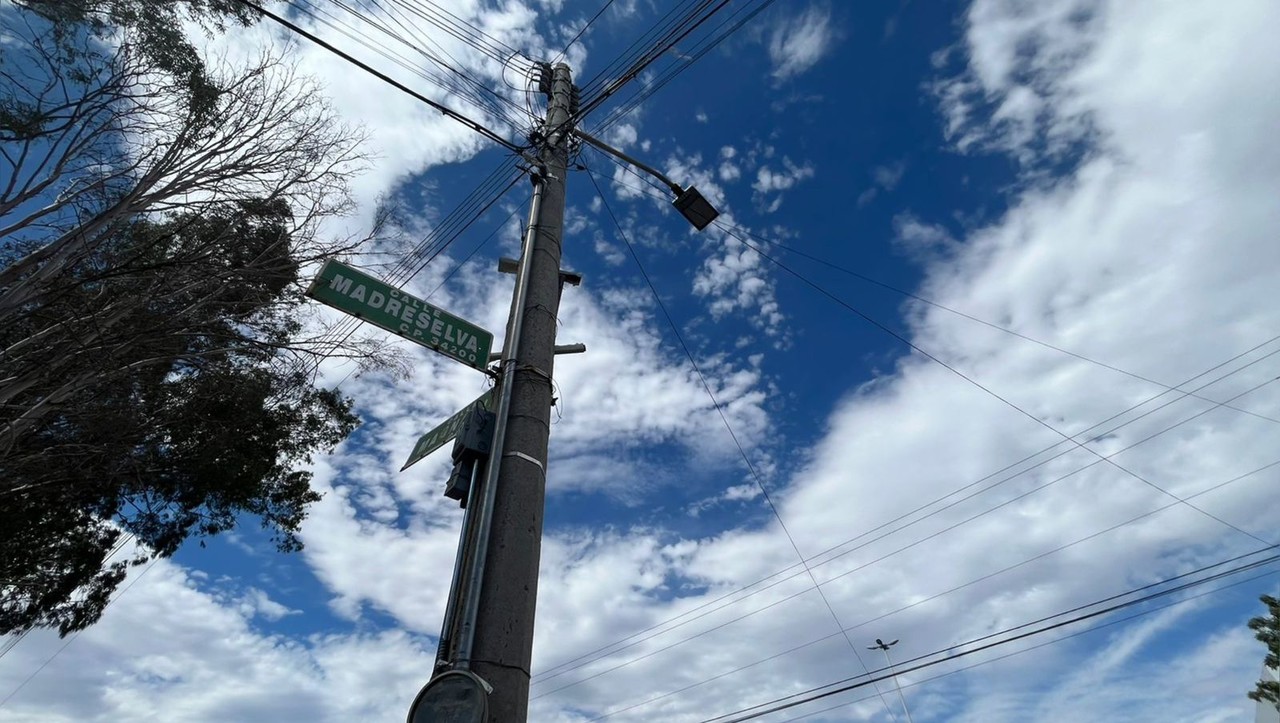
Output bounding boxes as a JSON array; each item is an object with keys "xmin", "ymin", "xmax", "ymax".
[
  {"xmin": 11, "ymin": 0, "xmax": 254, "ymax": 118},
  {"xmin": 1250, "ymin": 594, "xmax": 1280, "ymax": 711},
  {"xmin": 0, "ymin": 3, "xmax": 393, "ymax": 635}
]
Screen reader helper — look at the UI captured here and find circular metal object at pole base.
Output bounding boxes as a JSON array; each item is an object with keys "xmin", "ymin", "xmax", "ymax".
[{"xmin": 406, "ymin": 670, "xmax": 490, "ymax": 723}]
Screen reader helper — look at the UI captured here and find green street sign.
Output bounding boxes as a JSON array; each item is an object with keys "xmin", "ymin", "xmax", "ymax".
[
  {"xmin": 307, "ymin": 259, "xmax": 493, "ymax": 372},
  {"xmin": 401, "ymin": 389, "xmax": 496, "ymax": 471}
]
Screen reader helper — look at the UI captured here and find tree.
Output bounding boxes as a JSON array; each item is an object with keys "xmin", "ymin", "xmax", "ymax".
[
  {"xmin": 10, "ymin": 0, "xmax": 254, "ymax": 119},
  {"xmin": 0, "ymin": 6, "xmax": 399, "ymax": 635},
  {"xmin": 1249, "ymin": 594, "xmax": 1280, "ymax": 711}
]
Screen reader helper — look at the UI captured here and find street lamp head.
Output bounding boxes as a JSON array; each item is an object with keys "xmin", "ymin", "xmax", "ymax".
[{"xmin": 673, "ymin": 186, "xmax": 720, "ymax": 231}]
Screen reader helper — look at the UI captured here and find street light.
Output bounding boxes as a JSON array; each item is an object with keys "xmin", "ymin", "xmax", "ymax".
[
  {"xmin": 868, "ymin": 638, "xmax": 915, "ymax": 723},
  {"xmin": 574, "ymin": 129, "xmax": 720, "ymax": 230}
]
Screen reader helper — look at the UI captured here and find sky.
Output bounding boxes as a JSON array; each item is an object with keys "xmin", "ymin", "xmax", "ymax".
[{"xmin": 2, "ymin": 0, "xmax": 1280, "ymax": 721}]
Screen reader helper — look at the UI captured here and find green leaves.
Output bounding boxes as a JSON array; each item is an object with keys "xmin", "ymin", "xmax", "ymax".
[
  {"xmin": 0, "ymin": 201, "xmax": 359, "ymax": 636},
  {"xmin": 1248, "ymin": 594, "xmax": 1280, "ymax": 710}
]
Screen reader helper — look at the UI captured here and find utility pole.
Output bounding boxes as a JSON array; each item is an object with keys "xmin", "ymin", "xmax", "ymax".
[
  {"xmin": 425, "ymin": 62, "xmax": 575, "ymax": 723},
  {"xmin": 409, "ymin": 60, "xmax": 719, "ymax": 723}
]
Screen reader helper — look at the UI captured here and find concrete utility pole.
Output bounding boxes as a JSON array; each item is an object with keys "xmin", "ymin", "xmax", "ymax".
[
  {"xmin": 450, "ymin": 61, "xmax": 575, "ymax": 722},
  {"xmin": 410, "ymin": 60, "xmax": 718, "ymax": 723}
]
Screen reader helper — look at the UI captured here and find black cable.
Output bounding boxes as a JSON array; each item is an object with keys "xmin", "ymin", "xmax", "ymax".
[
  {"xmin": 575, "ymin": 0, "xmax": 733, "ymax": 122},
  {"xmin": 396, "ymin": 0, "xmax": 533, "ymax": 65},
  {"xmin": 585, "ymin": 453, "xmax": 1280, "ymax": 720},
  {"xmin": 280, "ymin": 159, "xmax": 525, "ymax": 387},
  {"xmin": 348, "ymin": 0, "xmax": 531, "ymax": 126},
  {"xmin": 593, "ymin": 0, "xmax": 779, "ymax": 134},
  {"xmin": 718, "ymin": 221, "xmax": 1280, "ymax": 427},
  {"xmin": 424, "ymin": 206, "xmax": 523, "ymax": 299},
  {"xmin": 772, "ymin": 564, "xmax": 1280, "ymax": 722},
  {"xmin": 0, "ymin": 556, "xmax": 161, "ymax": 708},
  {"xmin": 714, "ymin": 221, "xmax": 1271, "ymax": 547},
  {"xmin": 531, "ymin": 155, "xmax": 1280, "ymax": 688},
  {"xmin": 235, "ymin": 0, "xmax": 526, "ymax": 154},
  {"xmin": 553, "ymin": 0, "xmax": 619, "ymax": 65},
  {"xmin": 704, "ymin": 549, "xmax": 1280, "ymax": 722},
  {"xmin": 285, "ymin": 0, "xmax": 525, "ymax": 130},
  {"xmin": 534, "ymin": 348, "xmax": 1280, "ymax": 692},
  {"xmin": 579, "ymin": 164, "xmax": 902, "ymax": 722},
  {"xmin": 574, "ymin": 0, "xmax": 705, "ymax": 101}
]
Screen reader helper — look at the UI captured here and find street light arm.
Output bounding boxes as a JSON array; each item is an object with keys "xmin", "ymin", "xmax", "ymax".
[{"xmin": 575, "ymin": 129, "xmax": 685, "ymax": 196}]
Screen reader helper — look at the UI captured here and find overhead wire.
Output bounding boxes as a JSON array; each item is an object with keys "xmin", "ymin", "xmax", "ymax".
[
  {"xmin": 234, "ymin": 0, "xmax": 528, "ymax": 155},
  {"xmin": 533, "ymin": 344, "xmax": 1280, "ymax": 697},
  {"xmin": 573, "ymin": 0, "xmax": 710, "ymax": 102},
  {"xmin": 714, "ymin": 219, "xmax": 1273, "ymax": 547},
  {"xmin": 552, "ymin": 0, "xmax": 619, "ymax": 66},
  {"xmin": 582, "ymin": 450, "xmax": 1280, "ymax": 720},
  {"xmin": 574, "ymin": 0, "xmax": 733, "ymax": 123},
  {"xmin": 702, "ymin": 547, "xmax": 1280, "ymax": 722},
  {"xmin": 279, "ymin": 0, "xmax": 527, "ymax": 131},
  {"xmin": 281, "ymin": 159, "xmax": 525, "ymax": 387},
  {"xmin": 760, "ymin": 561, "xmax": 1280, "ymax": 722},
  {"xmin": 591, "ymin": 0, "xmax": 780, "ymax": 135},
  {"xmin": 531, "ymin": 154, "xmax": 1280, "ymax": 688},
  {"xmin": 333, "ymin": 0, "xmax": 531, "ymax": 128},
  {"xmin": 389, "ymin": 0, "xmax": 533, "ymax": 66},
  {"xmin": 580, "ymin": 162, "xmax": 903, "ymax": 722},
  {"xmin": 0, "ymin": 556, "xmax": 160, "ymax": 709},
  {"xmin": 717, "ymin": 222, "xmax": 1280, "ymax": 427}
]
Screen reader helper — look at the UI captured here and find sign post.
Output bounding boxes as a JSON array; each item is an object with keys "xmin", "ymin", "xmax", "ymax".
[
  {"xmin": 306, "ymin": 259, "xmax": 493, "ymax": 372},
  {"xmin": 401, "ymin": 390, "xmax": 496, "ymax": 471}
]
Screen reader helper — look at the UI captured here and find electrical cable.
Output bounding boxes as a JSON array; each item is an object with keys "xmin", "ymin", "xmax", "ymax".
[
  {"xmin": 575, "ymin": 0, "xmax": 733, "ymax": 123},
  {"xmin": 530, "ymin": 152, "xmax": 1280, "ymax": 688},
  {"xmin": 702, "ymin": 548, "xmax": 1280, "ymax": 722},
  {"xmin": 584, "ymin": 454, "xmax": 1280, "ymax": 720},
  {"xmin": 391, "ymin": 0, "xmax": 533, "ymax": 66},
  {"xmin": 770, "ymin": 564, "xmax": 1280, "ymax": 722},
  {"xmin": 553, "ymin": 0, "xmax": 619, "ymax": 65},
  {"xmin": 279, "ymin": 161, "xmax": 524, "ymax": 389},
  {"xmin": 234, "ymin": 0, "xmax": 527, "ymax": 155},
  {"xmin": 580, "ymin": 163, "xmax": 903, "ymax": 722},
  {"xmin": 574, "ymin": 0, "xmax": 708, "ymax": 102},
  {"xmin": 0, "ymin": 556, "xmax": 160, "ymax": 709},
  {"xmin": 331, "ymin": 0, "xmax": 531, "ymax": 128},
  {"xmin": 713, "ymin": 221, "xmax": 1271, "ymax": 547},
  {"xmin": 592, "ymin": 0, "xmax": 779, "ymax": 135},
  {"xmin": 716, "ymin": 221, "xmax": 1280, "ymax": 427}
]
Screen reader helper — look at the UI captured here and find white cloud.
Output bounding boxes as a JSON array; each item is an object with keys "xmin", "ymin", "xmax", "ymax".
[
  {"xmin": 0, "ymin": 559, "xmax": 434, "ymax": 722},
  {"xmin": 751, "ymin": 158, "xmax": 815, "ymax": 213},
  {"xmin": 768, "ymin": 4, "xmax": 838, "ymax": 81},
  {"xmin": 9, "ymin": 2, "xmax": 1280, "ymax": 722}
]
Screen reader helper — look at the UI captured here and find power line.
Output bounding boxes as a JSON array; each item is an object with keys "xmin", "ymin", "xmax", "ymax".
[
  {"xmin": 281, "ymin": 162, "xmax": 525, "ymax": 387},
  {"xmin": 771, "ymin": 563, "xmax": 1280, "ymax": 722},
  {"xmin": 714, "ymin": 220, "xmax": 1272, "ymax": 547},
  {"xmin": 317, "ymin": 0, "xmax": 531, "ymax": 128},
  {"xmin": 234, "ymin": 0, "xmax": 528, "ymax": 155},
  {"xmin": 553, "ymin": 0, "xmax": 619, "ymax": 65},
  {"xmin": 532, "ymin": 328, "xmax": 1279, "ymax": 695},
  {"xmin": 529, "ymin": 153, "xmax": 1280, "ymax": 690},
  {"xmin": 574, "ymin": 0, "xmax": 738, "ymax": 123},
  {"xmin": 719, "ymin": 222, "xmax": 1280, "ymax": 427},
  {"xmin": 703, "ymin": 548, "xmax": 1280, "ymax": 722},
  {"xmin": 584, "ymin": 454, "xmax": 1280, "ymax": 720},
  {"xmin": 591, "ymin": 0, "xmax": 779, "ymax": 135},
  {"xmin": 581, "ymin": 163, "xmax": 902, "ymax": 722},
  {"xmin": 0, "ymin": 557, "xmax": 160, "ymax": 709}
]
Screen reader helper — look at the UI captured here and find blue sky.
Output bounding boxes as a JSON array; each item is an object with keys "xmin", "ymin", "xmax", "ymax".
[{"xmin": 3, "ymin": 0, "xmax": 1280, "ymax": 721}]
